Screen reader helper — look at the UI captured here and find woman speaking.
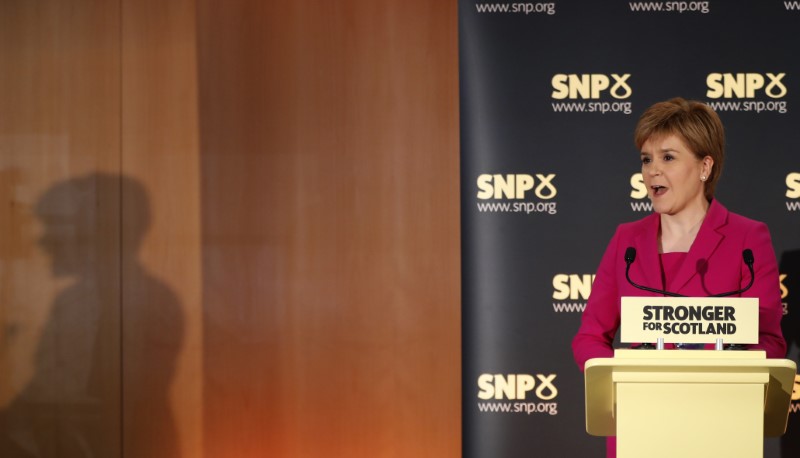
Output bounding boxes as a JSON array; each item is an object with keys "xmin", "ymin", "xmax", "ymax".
[{"xmin": 572, "ymin": 98, "xmax": 786, "ymax": 457}]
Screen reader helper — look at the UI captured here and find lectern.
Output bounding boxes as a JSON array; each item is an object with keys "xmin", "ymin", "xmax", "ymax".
[
  {"xmin": 585, "ymin": 350, "xmax": 795, "ymax": 458},
  {"xmin": 583, "ymin": 297, "xmax": 797, "ymax": 458}
]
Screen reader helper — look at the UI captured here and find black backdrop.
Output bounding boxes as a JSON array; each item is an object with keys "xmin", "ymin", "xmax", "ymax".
[{"xmin": 459, "ymin": 1, "xmax": 800, "ymax": 456}]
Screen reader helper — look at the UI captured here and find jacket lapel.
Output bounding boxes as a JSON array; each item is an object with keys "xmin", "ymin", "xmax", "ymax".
[
  {"xmin": 631, "ymin": 213, "xmax": 662, "ymax": 294},
  {"xmin": 671, "ymin": 200, "xmax": 728, "ymax": 293}
]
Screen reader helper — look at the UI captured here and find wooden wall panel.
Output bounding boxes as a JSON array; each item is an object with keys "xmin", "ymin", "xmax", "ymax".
[
  {"xmin": 121, "ymin": 0, "xmax": 203, "ymax": 457},
  {"xmin": 2, "ymin": 0, "xmax": 458, "ymax": 456},
  {"xmin": 197, "ymin": 1, "xmax": 460, "ymax": 456},
  {"xmin": 0, "ymin": 0, "xmax": 122, "ymax": 456}
]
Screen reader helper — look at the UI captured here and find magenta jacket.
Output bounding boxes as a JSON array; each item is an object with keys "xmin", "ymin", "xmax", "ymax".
[{"xmin": 573, "ymin": 199, "xmax": 786, "ymax": 370}]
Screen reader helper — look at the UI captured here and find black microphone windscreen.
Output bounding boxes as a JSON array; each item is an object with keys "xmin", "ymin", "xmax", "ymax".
[
  {"xmin": 743, "ymin": 249, "xmax": 754, "ymax": 265},
  {"xmin": 625, "ymin": 247, "xmax": 636, "ymax": 264}
]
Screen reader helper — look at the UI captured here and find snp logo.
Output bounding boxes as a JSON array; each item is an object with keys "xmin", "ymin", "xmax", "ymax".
[
  {"xmin": 551, "ymin": 74, "xmax": 632, "ymax": 100},
  {"xmin": 630, "ymin": 173, "xmax": 647, "ymax": 199},
  {"xmin": 477, "ymin": 374, "xmax": 558, "ymax": 400},
  {"xmin": 781, "ymin": 273, "xmax": 789, "ymax": 315},
  {"xmin": 706, "ymin": 73, "xmax": 787, "ymax": 99},
  {"xmin": 787, "ymin": 173, "xmax": 800, "ymax": 198},
  {"xmin": 553, "ymin": 274, "xmax": 595, "ymax": 301},
  {"xmin": 476, "ymin": 174, "xmax": 557, "ymax": 199},
  {"xmin": 630, "ymin": 173, "xmax": 653, "ymax": 212},
  {"xmin": 787, "ymin": 173, "xmax": 800, "ymax": 212}
]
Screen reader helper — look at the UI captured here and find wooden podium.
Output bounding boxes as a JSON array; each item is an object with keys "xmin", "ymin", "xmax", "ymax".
[{"xmin": 584, "ymin": 349, "xmax": 796, "ymax": 458}]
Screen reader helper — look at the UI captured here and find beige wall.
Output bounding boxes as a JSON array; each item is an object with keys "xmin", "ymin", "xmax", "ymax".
[{"xmin": 0, "ymin": 0, "xmax": 459, "ymax": 456}]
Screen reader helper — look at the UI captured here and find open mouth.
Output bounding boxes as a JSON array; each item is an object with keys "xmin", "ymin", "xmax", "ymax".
[{"xmin": 651, "ymin": 185, "xmax": 667, "ymax": 196}]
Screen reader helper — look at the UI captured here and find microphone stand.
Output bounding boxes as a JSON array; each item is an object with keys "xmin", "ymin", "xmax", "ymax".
[{"xmin": 624, "ymin": 247, "xmax": 755, "ymax": 351}]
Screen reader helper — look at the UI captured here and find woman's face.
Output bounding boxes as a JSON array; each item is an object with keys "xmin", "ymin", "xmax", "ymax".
[{"xmin": 640, "ymin": 134, "xmax": 712, "ymax": 216}]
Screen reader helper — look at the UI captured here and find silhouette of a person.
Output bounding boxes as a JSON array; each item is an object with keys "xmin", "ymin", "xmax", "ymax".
[{"xmin": 1, "ymin": 174, "xmax": 183, "ymax": 457}]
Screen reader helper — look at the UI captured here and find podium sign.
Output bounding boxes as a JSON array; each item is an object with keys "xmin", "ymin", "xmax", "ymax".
[{"xmin": 620, "ymin": 296, "xmax": 758, "ymax": 345}]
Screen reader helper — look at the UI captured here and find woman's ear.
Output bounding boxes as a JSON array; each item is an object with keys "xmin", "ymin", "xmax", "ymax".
[{"xmin": 702, "ymin": 156, "xmax": 714, "ymax": 178}]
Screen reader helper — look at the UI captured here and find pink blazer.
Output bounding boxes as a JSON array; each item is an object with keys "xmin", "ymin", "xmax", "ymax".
[{"xmin": 572, "ymin": 199, "xmax": 786, "ymax": 370}]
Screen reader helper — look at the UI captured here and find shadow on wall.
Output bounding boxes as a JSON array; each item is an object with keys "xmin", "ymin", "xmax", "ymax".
[
  {"xmin": 780, "ymin": 249, "xmax": 800, "ymax": 458},
  {"xmin": 0, "ymin": 173, "xmax": 184, "ymax": 457}
]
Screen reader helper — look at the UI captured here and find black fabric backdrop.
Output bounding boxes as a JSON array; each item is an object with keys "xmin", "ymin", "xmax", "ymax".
[{"xmin": 459, "ymin": 1, "xmax": 800, "ymax": 456}]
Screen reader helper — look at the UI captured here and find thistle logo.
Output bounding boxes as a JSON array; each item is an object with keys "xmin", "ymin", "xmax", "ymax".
[
  {"xmin": 475, "ymin": 174, "xmax": 559, "ymax": 215},
  {"xmin": 552, "ymin": 74, "xmax": 632, "ymax": 99},
  {"xmin": 630, "ymin": 173, "xmax": 653, "ymax": 212},
  {"xmin": 551, "ymin": 74, "xmax": 633, "ymax": 114},
  {"xmin": 787, "ymin": 172, "xmax": 800, "ymax": 211},
  {"xmin": 477, "ymin": 373, "xmax": 558, "ymax": 400},
  {"xmin": 706, "ymin": 73, "xmax": 789, "ymax": 113},
  {"xmin": 476, "ymin": 374, "xmax": 560, "ymax": 415},
  {"xmin": 706, "ymin": 73, "xmax": 787, "ymax": 99},
  {"xmin": 476, "ymin": 174, "xmax": 557, "ymax": 199}
]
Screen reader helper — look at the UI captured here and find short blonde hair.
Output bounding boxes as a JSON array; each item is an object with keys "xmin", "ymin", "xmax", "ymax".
[{"xmin": 634, "ymin": 98, "xmax": 725, "ymax": 200}]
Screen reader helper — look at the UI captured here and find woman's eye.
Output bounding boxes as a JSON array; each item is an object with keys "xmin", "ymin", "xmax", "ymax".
[
  {"xmin": 641, "ymin": 157, "xmax": 651, "ymax": 164},
  {"xmin": 664, "ymin": 154, "xmax": 674, "ymax": 161}
]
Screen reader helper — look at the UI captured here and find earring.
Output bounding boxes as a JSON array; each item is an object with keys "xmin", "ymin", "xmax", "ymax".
[{"xmin": 701, "ymin": 175, "xmax": 707, "ymax": 181}]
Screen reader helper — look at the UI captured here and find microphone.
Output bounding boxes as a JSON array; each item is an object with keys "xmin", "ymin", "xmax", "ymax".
[
  {"xmin": 710, "ymin": 249, "xmax": 755, "ymax": 297},
  {"xmin": 624, "ymin": 247, "xmax": 755, "ymax": 297},
  {"xmin": 624, "ymin": 247, "xmax": 684, "ymax": 297},
  {"xmin": 714, "ymin": 249, "xmax": 755, "ymax": 350}
]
